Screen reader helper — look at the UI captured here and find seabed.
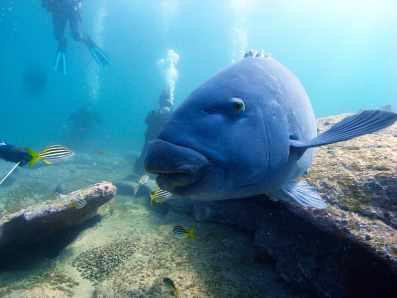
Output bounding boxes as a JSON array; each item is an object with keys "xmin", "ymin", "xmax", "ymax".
[{"xmin": 0, "ymin": 153, "xmax": 305, "ymax": 298}]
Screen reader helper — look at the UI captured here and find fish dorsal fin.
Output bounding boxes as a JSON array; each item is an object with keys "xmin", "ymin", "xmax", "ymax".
[{"xmin": 290, "ymin": 110, "xmax": 397, "ymax": 150}]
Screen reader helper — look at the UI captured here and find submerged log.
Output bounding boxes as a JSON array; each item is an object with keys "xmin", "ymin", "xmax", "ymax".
[{"xmin": 0, "ymin": 181, "xmax": 116, "ymax": 251}]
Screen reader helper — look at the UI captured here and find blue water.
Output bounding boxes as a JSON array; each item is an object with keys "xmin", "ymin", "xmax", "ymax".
[
  {"xmin": 0, "ymin": 0, "xmax": 396, "ymax": 153},
  {"xmin": 0, "ymin": 1, "xmax": 397, "ymax": 296}
]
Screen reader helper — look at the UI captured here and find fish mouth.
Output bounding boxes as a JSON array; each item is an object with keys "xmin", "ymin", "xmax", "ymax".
[{"xmin": 144, "ymin": 139, "xmax": 209, "ymax": 193}]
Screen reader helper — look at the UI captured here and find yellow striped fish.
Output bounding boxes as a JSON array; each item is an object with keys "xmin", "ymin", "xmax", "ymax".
[
  {"xmin": 163, "ymin": 277, "xmax": 180, "ymax": 298},
  {"xmin": 173, "ymin": 225, "xmax": 195, "ymax": 240},
  {"xmin": 150, "ymin": 188, "xmax": 172, "ymax": 205},
  {"xmin": 28, "ymin": 145, "xmax": 74, "ymax": 167}
]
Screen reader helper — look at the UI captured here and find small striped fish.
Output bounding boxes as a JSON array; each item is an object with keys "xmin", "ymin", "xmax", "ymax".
[
  {"xmin": 39, "ymin": 145, "xmax": 74, "ymax": 161},
  {"xmin": 28, "ymin": 145, "xmax": 74, "ymax": 167},
  {"xmin": 173, "ymin": 225, "xmax": 195, "ymax": 240},
  {"xmin": 150, "ymin": 188, "xmax": 172, "ymax": 205}
]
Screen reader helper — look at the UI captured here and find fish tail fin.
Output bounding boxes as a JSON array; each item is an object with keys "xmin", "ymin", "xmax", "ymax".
[
  {"xmin": 290, "ymin": 110, "xmax": 397, "ymax": 149},
  {"xmin": 27, "ymin": 148, "xmax": 41, "ymax": 167},
  {"xmin": 174, "ymin": 288, "xmax": 181, "ymax": 298},
  {"xmin": 186, "ymin": 226, "xmax": 196, "ymax": 240},
  {"xmin": 150, "ymin": 194, "xmax": 156, "ymax": 206}
]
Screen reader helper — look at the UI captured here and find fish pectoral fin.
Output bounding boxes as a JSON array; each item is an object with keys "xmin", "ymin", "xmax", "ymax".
[
  {"xmin": 42, "ymin": 159, "xmax": 52, "ymax": 165},
  {"xmin": 269, "ymin": 180, "xmax": 327, "ymax": 209},
  {"xmin": 290, "ymin": 110, "xmax": 397, "ymax": 149}
]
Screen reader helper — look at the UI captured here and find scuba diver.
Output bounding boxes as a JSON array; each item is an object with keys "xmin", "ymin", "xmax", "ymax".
[
  {"xmin": 0, "ymin": 140, "xmax": 73, "ymax": 185},
  {"xmin": 134, "ymin": 88, "xmax": 174, "ymax": 175},
  {"xmin": 22, "ymin": 65, "xmax": 48, "ymax": 96},
  {"xmin": 62, "ymin": 104, "xmax": 102, "ymax": 148},
  {"xmin": 0, "ymin": 141, "xmax": 33, "ymax": 166},
  {"xmin": 41, "ymin": 0, "xmax": 110, "ymax": 75},
  {"xmin": 0, "ymin": 141, "xmax": 34, "ymax": 185}
]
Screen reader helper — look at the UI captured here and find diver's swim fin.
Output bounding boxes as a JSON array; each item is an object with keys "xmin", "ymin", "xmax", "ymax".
[
  {"xmin": 290, "ymin": 110, "xmax": 397, "ymax": 149},
  {"xmin": 85, "ymin": 38, "xmax": 110, "ymax": 67},
  {"xmin": 54, "ymin": 49, "xmax": 67, "ymax": 75},
  {"xmin": 269, "ymin": 180, "xmax": 327, "ymax": 209}
]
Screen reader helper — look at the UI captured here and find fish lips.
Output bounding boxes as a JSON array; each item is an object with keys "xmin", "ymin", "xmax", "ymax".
[{"xmin": 144, "ymin": 139, "xmax": 209, "ymax": 192}]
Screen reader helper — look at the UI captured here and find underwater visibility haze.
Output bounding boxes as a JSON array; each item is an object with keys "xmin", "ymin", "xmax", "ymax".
[{"xmin": 0, "ymin": 0, "xmax": 397, "ymax": 297}]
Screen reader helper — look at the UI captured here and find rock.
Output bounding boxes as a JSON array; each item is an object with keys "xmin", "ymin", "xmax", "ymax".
[
  {"xmin": 0, "ymin": 181, "xmax": 116, "ymax": 251},
  {"xmin": 165, "ymin": 115, "xmax": 397, "ymax": 298},
  {"xmin": 193, "ymin": 199, "xmax": 262, "ymax": 232},
  {"xmin": 135, "ymin": 178, "xmax": 157, "ymax": 198},
  {"xmin": 114, "ymin": 181, "xmax": 139, "ymax": 196},
  {"xmin": 253, "ymin": 201, "xmax": 397, "ymax": 298}
]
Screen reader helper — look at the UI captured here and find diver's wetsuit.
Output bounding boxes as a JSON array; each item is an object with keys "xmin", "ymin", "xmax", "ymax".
[
  {"xmin": 0, "ymin": 142, "xmax": 32, "ymax": 166},
  {"xmin": 42, "ymin": 0, "xmax": 109, "ymax": 72},
  {"xmin": 134, "ymin": 90, "xmax": 174, "ymax": 175},
  {"xmin": 42, "ymin": 0, "xmax": 84, "ymax": 49}
]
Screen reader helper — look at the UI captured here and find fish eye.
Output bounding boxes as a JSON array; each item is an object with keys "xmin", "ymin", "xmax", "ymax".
[{"xmin": 231, "ymin": 97, "xmax": 245, "ymax": 113}]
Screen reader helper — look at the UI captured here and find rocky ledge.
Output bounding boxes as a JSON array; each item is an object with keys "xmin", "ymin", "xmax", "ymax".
[
  {"xmin": 160, "ymin": 115, "xmax": 397, "ymax": 298},
  {"xmin": 0, "ymin": 181, "xmax": 116, "ymax": 253}
]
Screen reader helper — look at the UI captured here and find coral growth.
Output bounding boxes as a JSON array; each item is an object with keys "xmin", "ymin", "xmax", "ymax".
[{"xmin": 72, "ymin": 239, "xmax": 137, "ymax": 282}]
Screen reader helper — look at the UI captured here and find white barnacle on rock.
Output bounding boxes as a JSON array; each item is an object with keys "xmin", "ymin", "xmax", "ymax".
[
  {"xmin": 244, "ymin": 49, "xmax": 256, "ymax": 58},
  {"xmin": 244, "ymin": 49, "xmax": 271, "ymax": 59}
]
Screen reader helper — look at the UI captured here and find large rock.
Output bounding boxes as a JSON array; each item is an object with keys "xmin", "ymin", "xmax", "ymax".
[
  {"xmin": 0, "ymin": 181, "xmax": 116, "ymax": 251},
  {"xmin": 165, "ymin": 115, "xmax": 397, "ymax": 298}
]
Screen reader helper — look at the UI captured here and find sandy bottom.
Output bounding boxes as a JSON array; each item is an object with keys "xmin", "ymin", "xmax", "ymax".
[{"xmin": 0, "ymin": 154, "xmax": 306, "ymax": 298}]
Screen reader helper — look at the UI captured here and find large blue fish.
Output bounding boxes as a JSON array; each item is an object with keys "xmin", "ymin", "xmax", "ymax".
[{"xmin": 144, "ymin": 51, "xmax": 397, "ymax": 209}]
